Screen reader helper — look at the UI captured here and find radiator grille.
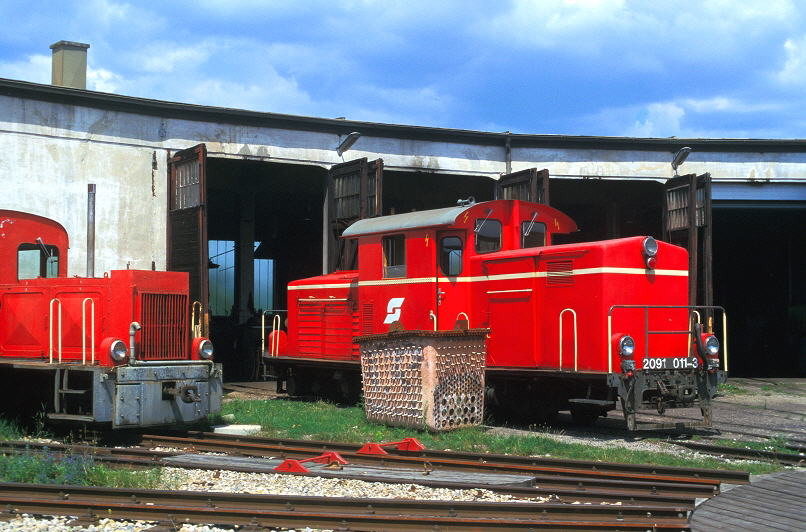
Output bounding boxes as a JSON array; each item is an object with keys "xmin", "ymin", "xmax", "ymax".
[
  {"xmin": 139, "ymin": 293, "xmax": 189, "ymax": 360},
  {"xmin": 546, "ymin": 260, "xmax": 574, "ymax": 286}
]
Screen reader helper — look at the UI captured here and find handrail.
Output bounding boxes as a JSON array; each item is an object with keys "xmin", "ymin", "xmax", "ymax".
[
  {"xmin": 559, "ymin": 308, "xmax": 578, "ymax": 371},
  {"xmin": 49, "ymin": 298, "xmax": 62, "ymax": 364},
  {"xmin": 487, "ymin": 288, "xmax": 533, "ymax": 295},
  {"xmin": 607, "ymin": 305, "xmax": 728, "ymax": 374},
  {"xmin": 261, "ymin": 310, "xmax": 288, "ymax": 357},
  {"xmin": 429, "ymin": 311, "xmax": 437, "ymax": 331},
  {"xmin": 270, "ymin": 314, "xmax": 281, "ymax": 356},
  {"xmin": 82, "ymin": 298, "xmax": 95, "ymax": 364}
]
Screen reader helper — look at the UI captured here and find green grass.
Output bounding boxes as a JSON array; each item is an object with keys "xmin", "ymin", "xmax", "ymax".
[
  {"xmin": 718, "ymin": 381, "xmax": 749, "ymax": 395},
  {"xmin": 220, "ymin": 398, "xmax": 783, "ymax": 475},
  {"xmin": 0, "ymin": 447, "xmax": 165, "ymax": 488},
  {"xmin": 708, "ymin": 435, "xmax": 799, "ymax": 455}
]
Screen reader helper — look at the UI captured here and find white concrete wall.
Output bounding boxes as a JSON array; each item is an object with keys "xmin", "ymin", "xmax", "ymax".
[{"xmin": 2, "ymin": 91, "xmax": 805, "ymax": 277}]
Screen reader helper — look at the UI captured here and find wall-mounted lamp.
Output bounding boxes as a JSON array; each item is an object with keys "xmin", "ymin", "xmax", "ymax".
[
  {"xmin": 671, "ymin": 147, "xmax": 692, "ymax": 175},
  {"xmin": 336, "ymin": 132, "xmax": 361, "ymax": 157}
]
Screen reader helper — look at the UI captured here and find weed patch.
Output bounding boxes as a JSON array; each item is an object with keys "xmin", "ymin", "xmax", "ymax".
[{"xmin": 0, "ymin": 447, "xmax": 163, "ymax": 488}]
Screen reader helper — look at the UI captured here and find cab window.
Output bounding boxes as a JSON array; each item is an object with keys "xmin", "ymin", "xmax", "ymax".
[
  {"xmin": 521, "ymin": 220, "xmax": 547, "ymax": 248},
  {"xmin": 475, "ymin": 218, "xmax": 502, "ymax": 253},
  {"xmin": 439, "ymin": 236, "xmax": 463, "ymax": 276},
  {"xmin": 382, "ymin": 234, "xmax": 406, "ymax": 278},
  {"xmin": 18, "ymin": 243, "xmax": 59, "ymax": 280}
]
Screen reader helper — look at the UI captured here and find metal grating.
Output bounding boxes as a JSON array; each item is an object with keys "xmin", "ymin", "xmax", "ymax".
[
  {"xmin": 358, "ymin": 331, "xmax": 487, "ymax": 431},
  {"xmin": 546, "ymin": 260, "xmax": 574, "ymax": 286},
  {"xmin": 139, "ymin": 293, "xmax": 188, "ymax": 360},
  {"xmin": 361, "ymin": 301, "xmax": 374, "ymax": 335}
]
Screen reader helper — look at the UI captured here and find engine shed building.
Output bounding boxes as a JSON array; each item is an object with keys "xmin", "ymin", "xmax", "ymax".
[{"xmin": 1, "ymin": 72, "xmax": 804, "ymax": 380}]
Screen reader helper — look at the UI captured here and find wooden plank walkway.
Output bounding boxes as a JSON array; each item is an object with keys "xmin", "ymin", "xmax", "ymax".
[
  {"xmin": 163, "ymin": 454, "xmax": 536, "ymax": 487},
  {"xmin": 691, "ymin": 470, "xmax": 806, "ymax": 531}
]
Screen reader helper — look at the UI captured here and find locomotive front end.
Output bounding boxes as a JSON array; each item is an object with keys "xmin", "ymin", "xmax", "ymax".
[
  {"xmin": 604, "ymin": 237, "xmax": 727, "ymax": 430},
  {"xmin": 101, "ymin": 270, "xmax": 223, "ymax": 428}
]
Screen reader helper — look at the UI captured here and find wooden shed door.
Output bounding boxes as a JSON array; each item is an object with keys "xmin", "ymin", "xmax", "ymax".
[
  {"xmin": 496, "ymin": 168, "xmax": 550, "ymax": 204},
  {"xmin": 663, "ymin": 172, "xmax": 713, "ymax": 307},
  {"xmin": 167, "ymin": 144, "xmax": 209, "ymax": 336},
  {"xmin": 325, "ymin": 157, "xmax": 383, "ymax": 273}
]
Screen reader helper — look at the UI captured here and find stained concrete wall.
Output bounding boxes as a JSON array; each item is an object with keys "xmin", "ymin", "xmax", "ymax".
[{"xmin": 1, "ymin": 87, "xmax": 805, "ymax": 278}]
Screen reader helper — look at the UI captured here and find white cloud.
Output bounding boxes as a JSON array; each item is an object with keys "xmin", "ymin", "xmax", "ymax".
[
  {"xmin": 137, "ymin": 43, "xmax": 215, "ymax": 74},
  {"xmin": 683, "ymin": 97, "xmax": 782, "ymax": 114},
  {"xmin": 625, "ymin": 102, "xmax": 685, "ymax": 137},
  {"xmin": 87, "ymin": 67, "xmax": 123, "ymax": 93},
  {"xmin": 0, "ymin": 54, "xmax": 50, "ymax": 84},
  {"xmin": 183, "ymin": 74, "xmax": 313, "ymax": 114},
  {"xmin": 778, "ymin": 34, "xmax": 806, "ymax": 85},
  {"xmin": 478, "ymin": 0, "xmax": 630, "ymax": 52}
]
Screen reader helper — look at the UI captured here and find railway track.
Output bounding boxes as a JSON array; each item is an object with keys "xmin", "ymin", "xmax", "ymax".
[
  {"xmin": 0, "ymin": 439, "xmax": 722, "ymax": 504},
  {"xmin": 0, "ymin": 482, "xmax": 692, "ymax": 531},
  {"xmin": 144, "ymin": 430, "xmax": 749, "ymax": 484},
  {"xmin": 0, "ymin": 431, "xmax": 754, "ymax": 530},
  {"xmin": 668, "ymin": 440, "xmax": 806, "ymax": 466}
]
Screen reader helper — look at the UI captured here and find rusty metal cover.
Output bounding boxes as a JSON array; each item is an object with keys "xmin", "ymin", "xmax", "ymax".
[{"xmin": 356, "ymin": 329, "xmax": 488, "ymax": 431}]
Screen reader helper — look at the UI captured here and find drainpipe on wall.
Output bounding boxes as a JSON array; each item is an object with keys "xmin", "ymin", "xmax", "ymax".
[
  {"xmin": 87, "ymin": 184, "xmax": 96, "ymax": 278},
  {"xmin": 50, "ymin": 41, "xmax": 90, "ymax": 89},
  {"xmin": 505, "ymin": 135, "xmax": 512, "ymax": 175}
]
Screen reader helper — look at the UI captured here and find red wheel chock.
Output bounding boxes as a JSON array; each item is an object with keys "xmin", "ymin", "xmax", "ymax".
[
  {"xmin": 274, "ymin": 451, "xmax": 348, "ymax": 474},
  {"xmin": 357, "ymin": 437, "xmax": 426, "ymax": 455}
]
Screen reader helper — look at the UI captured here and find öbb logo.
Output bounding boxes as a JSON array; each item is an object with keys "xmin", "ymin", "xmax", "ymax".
[{"xmin": 383, "ymin": 297, "xmax": 405, "ymax": 324}]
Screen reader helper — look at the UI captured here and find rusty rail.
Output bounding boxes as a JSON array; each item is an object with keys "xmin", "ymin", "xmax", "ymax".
[{"xmin": 0, "ymin": 482, "xmax": 691, "ymax": 531}]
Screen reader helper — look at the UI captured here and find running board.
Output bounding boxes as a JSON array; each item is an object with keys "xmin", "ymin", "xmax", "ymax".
[{"xmin": 47, "ymin": 413, "xmax": 95, "ymax": 423}]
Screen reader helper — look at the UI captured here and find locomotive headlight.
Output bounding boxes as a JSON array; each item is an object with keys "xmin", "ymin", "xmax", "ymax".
[
  {"xmin": 617, "ymin": 334, "xmax": 635, "ymax": 357},
  {"xmin": 196, "ymin": 338, "xmax": 214, "ymax": 360},
  {"xmin": 105, "ymin": 338, "xmax": 128, "ymax": 362},
  {"xmin": 642, "ymin": 236, "xmax": 658, "ymax": 257},
  {"xmin": 704, "ymin": 334, "xmax": 719, "ymax": 357},
  {"xmin": 642, "ymin": 236, "xmax": 658, "ymax": 269}
]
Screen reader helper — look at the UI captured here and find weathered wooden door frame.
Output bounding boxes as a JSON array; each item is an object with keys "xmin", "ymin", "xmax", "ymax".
[
  {"xmin": 167, "ymin": 143, "xmax": 209, "ymax": 337},
  {"xmin": 323, "ymin": 157, "xmax": 383, "ymax": 273}
]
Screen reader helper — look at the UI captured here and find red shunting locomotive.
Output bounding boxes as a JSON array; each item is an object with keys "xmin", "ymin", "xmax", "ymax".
[
  {"xmin": 265, "ymin": 198, "xmax": 727, "ymax": 430},
  {"xmin": 0, "ymin": 210, "xmax": 222, "ymax": 428}
]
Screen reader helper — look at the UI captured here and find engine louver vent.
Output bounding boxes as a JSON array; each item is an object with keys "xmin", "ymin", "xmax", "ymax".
[{"xmin": 546, "ymin": 260, "xmax": 574, "ymax": 286}]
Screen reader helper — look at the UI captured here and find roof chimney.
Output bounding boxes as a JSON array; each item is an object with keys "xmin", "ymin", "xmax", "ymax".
[{"xmin": 50, "ymin": 41, "xmax": 90, "ymax": 89}]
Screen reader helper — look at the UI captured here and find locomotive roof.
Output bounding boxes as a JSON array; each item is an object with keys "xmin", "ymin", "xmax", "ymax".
[
  {"xmin": 342, "ymin": 204, "xmax": 470, "ymax": 237},
  {"xmin": 342, "ymin": 200, "xmax": 576, "ymax": 237}
]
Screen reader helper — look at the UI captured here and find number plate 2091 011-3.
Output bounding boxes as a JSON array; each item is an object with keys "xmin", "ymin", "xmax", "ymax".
[{"xmin": 642, "ymin": 357, "xmax": 699, "ymax": 370}]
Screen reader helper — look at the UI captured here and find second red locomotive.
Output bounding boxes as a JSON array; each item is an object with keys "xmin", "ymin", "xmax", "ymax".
[{"xmin": 265, "ymin": 198, "xmax": 727, "ymax": 430}]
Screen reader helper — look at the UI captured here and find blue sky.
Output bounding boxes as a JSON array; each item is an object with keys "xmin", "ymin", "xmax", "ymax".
[{"xmin": 1, "ymin": 0, "xmax": 805, "ymax": 139}]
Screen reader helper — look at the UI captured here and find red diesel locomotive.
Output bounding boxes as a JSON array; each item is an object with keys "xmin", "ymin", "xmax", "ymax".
[
  {"xmin": 265, "ymin": 198, "xmax": 727, "ymax": 430},
  {"xmin": 0, "ymin": 210, "xmax": 222, "ymax": 428}
]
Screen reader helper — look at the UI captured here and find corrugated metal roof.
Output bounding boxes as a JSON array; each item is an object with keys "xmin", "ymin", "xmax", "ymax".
[{"xmin": 342, "ymin": 204, "xmax": 472, "ymax": 236}]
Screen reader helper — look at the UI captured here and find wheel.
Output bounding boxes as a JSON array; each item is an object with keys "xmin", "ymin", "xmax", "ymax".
[
  {"xmin": 570, "ymin": 408, "xmax": 600, "ymax": 426},
  {"xmin": 286, "ymin": 370, "xmax": 310, "ymax": 397}
]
